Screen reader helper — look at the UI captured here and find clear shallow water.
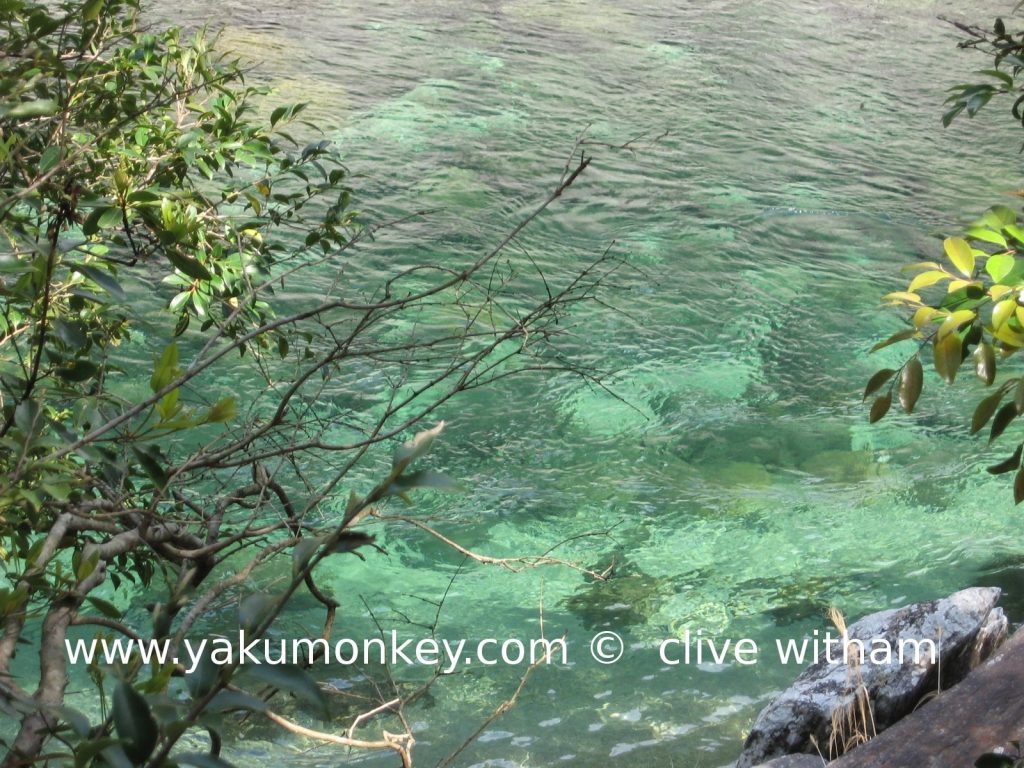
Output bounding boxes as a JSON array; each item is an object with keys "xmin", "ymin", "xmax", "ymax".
[{"xmin": 126, "ymin": 1, "xmax": 1024, "ymax": 765}]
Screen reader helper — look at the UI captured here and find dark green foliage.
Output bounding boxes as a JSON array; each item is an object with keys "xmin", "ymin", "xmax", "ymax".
[
  {"xmin": 0, "ymin": 0, "xmax": 614, "ymax": 764},
  {"xmin": 867, "ymin": 13, "xmax": 1024, "ymax": 504}
]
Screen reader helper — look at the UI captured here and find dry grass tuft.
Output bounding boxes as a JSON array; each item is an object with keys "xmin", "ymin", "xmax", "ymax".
[{"xmin": 826, "ymin": 606, "xmax": 877, "ymax": 759}]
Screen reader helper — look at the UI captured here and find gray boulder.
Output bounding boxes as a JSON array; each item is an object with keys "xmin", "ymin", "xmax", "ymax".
[
  {"xmin": 737, "ymin": 587, "xmax": 1007, "ymax": 768},
  {"xmin": 750, "ymin": 756, "xmax": 823, "ymax": 768}
]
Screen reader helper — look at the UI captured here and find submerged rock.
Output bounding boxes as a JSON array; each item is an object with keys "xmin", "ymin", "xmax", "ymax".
[
  {"xmin": 737, "ymin": 587, "xmax": 1008, "ymax": 768},
  {"xmin": 565, "ymin": 569, "xmax": 668, "ymax": 630}
]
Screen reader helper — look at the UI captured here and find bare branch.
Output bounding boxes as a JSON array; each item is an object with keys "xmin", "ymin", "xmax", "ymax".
[{"xmin": 373, "ymin": 511, "xmax": 614, "ymax": 581}]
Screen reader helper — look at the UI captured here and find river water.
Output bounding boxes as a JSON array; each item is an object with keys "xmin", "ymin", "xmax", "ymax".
[{"xmin": 147, "ymin": 1, "xmax": 1024, "ymax": 765}]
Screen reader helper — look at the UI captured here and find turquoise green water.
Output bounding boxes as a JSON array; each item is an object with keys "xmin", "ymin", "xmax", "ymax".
[{"xmin": 131, "ymin": 1, "xmax": 1024, "ymax": 765}]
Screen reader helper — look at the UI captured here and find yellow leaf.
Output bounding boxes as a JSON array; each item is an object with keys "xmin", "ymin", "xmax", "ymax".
[
  {"xmin": 944, "ymin": 237, "xmax": 975, "ymax": 277},
  {"xmin": 993, "ymin": 298, "xmax": 1017, "ymax": 329},
  {"xmin": 912, "ymin": 307, "xmax": 940, "ymax": 328},
  {"xmin": 908, "ymin": 270, "xmax": 951, "ymax": 292},
  {"xmin": 993, "ymin": 323, "xmax": 1024, "ymax": 348},
  {"xmin": 899, "ymin": 357, "xmax": 924, "ymax": 414},
  {"xmin": 883, "ymin": 291, "xmax": 922, "ymax": 304},
  {"xmin": 901, "ymin": 261, "xmax": 942, "ymax": 272},
  {"xmin": 937, "ymin": 309, "xmax": 975, "ymax": 340},
  {"xmin": 933, "ymin": 331, "xmax": 963, "ymax": 383},
  {"xmin": 948, "ymin": 279, "xmax": 981, "ymax": 293},
  {"xmin": 990, "ymin": 284, "xmax": 1014, "ymax": 300}
]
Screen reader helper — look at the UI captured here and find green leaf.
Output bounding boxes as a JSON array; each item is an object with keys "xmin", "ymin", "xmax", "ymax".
[
  {"xmin": 207, "ymin": 690, "xmax": 268, "ymax": 714},
  {"xmin": 942, "ymin": 103, "xmax": 965, "ymax": 127},
  {"xmin": 150, "ymin": 342, "xmax": 179, "ymax": 393},
  {"xmin": 40, "ymin": 481, "xmax": 71, "ymax": 501},
  {"xmin": 74, "ymin": 739, "xmax": 124, "ymax": 768},
  {"xmin": 169, "ymin": 291, "xmax": 191, "ymax": 312},
  {"xmin": 82, "ymin": 207, "xmax": 111, "ymax": 237},
  {"xmin": 167, "ymin": 250, "xmax": 213, "ymax": 281},
  {"xmin": 1004, "ymin": 223, "xmax": 1024, "ymax": 244},
  {"xmin": 987, "ymin": 443, "xmax": 1023, "ymax": 475},
  {"xmin": 156, "ymin": 388, "xmax": 180, "ymax": 422},
  {"xmin": 192, "ymin": 289, "xmax": 209, "ymax": 317},
  {"xmin": 98, "ymin": 207, "xmax": 123, "ymax": 229},
  {"xmin": 56, "ymin": 361, "xmax": 99, "ymax": 382},
  {"xmin": 83, "ymin": 0, "xmax": 103, "ymax": 21},
  {"xmin": 131, "ymin": 445, "xmax": 168, "ymax": 488},
  {"xmin": 933, "ymin": 331, "xmax": 963, "ymax": 384},
  {"xmin": 76, "ymin": 550, "xmax": 100, "ymax": 582},
  {"xmin": 869, "ymin": 393, "xmax": 891, "ymax": 424},
  {"xmin": 985, "ymin": 205, "xmax": 1017, "ymax": 229},
  {"xmin": 53, "ymin": 318, "xmax": 88, "ymax": 349},
  {"xmin": 85, "ymin": 596, "xmax": 122, "ymax": 619},
  {"xmin": 244, "ymin": 664, "xmax": 327, "ymax": 717},
  {"xmin": 127, "ymin": 189, "xmax": 159, "ymax": 204},
  {"xmin": 3, "ymin": 99, "xmax": 58, "ymax": 119},
  {"xmin": 973, "ymin": 389, "xmax": 1007, "ymax": 434},
  {"xmin": 982, "ymin": 67, "xmax": 1014, "ymax": 87},
  {"xmin": 863, "ymin": 369, "xmax": 896, "ymax": 401},
  {"xmin": 986, "ymin": 253, "xmax": 1016, "ymax": 283},
  {"xmin": 238, "ymin": 592, "xmax": 276, "ymax": 633},
  {"xmin": 292, "ymin": 538, "xmax": 320, "ymax": 577},
  {"xmin": 899, "ymin": 358, "xmax": 923, "ymax": 414},
  {"xmin": 71, "ymin": 263, "xmax": 126, "ymax": 301},
  {"xmin": 185, "ymin": 648, "xmax": 219, "ymax": 699},
  {"xmin": 58, "ymin": 706, "xmax": 91, "ymax": 738},
  {"xmin": 14, "ymin": 399, "xmax": 41, "ymax": 436},
  {"xmin": 205, "ymin": 397, "xmax": 236, "ymax": 423},
  {"xmin": 19, "ymin": 488, "xmax": 41, "ymax": 512},
  {"xmin": 974, "ymin": 342, "xmax": 997, "ymax": 385},
  {"xmin": 39, "ymin": 146, "xmax": 60, "ymax": 173},
  {"xmin": 151, "ymin": 604, "xmax": 172, "ymax": 638},
  {"xmin": 944, "ymin": 237, "xmax": 975, "ymax": 278},
  {"xmin": 196, "ymin": 157, "xmax": 213, "ymax": 179},
  {"xmin": 111, "ymin": 681, "xmax": 159, "ymax": 764},
  {"xmin": 967, "ymin": 88, "xmax": 995, "ymax": 116},
  {"xmin": 990, "ymin": 402, "xmax": 1018, "ymax": 443},
  {"xmin": 966, "ymin": 226, "xmax": 1007, "ymax": 247}
]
